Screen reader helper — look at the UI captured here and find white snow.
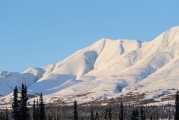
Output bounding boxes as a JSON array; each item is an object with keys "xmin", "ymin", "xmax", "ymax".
[{"xmin": 1, "ymin": 26, "xmax": 179, "ymax": 105}]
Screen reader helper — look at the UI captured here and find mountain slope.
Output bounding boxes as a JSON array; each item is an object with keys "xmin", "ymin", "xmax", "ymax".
[{"xmin": 1, "ymin": 26, "xmax": 179, "ymax": 104}]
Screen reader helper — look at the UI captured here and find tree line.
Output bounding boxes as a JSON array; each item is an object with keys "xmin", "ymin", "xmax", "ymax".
[
  {"xmin": 0, "ymin": 85, "xmax": 179, "ymax": 120},
  {"xmin": 0, "ymin": 84, "xmax": 45, "ymax": 120}
]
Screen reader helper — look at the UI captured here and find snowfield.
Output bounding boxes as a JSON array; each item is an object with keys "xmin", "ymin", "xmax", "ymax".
[{"xmin": 1, "ymin": 26, "xmax": 179, "ymax": 105}]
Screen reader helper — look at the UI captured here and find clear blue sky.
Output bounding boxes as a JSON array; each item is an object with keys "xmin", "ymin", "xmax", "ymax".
[{"xmin": 0, "ymin": 0, "xmax": 179, "ymax": 72}]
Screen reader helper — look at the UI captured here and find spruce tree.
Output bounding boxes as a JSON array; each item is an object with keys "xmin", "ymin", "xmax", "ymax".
[
  {"xmin": 108, "ymin": 108, "xmax": 112, "ymax": 120},
  {"xmin": 175, "ymin": 91, "xmax": 179, "ymax": 120},
  {"xmin": 33, "ymin": 100, "xmax": 37, "ymax": 120},
  {"xmin": 73, "ymin": 101, "xmax": 78, "ymax": 120},
  {"xmin": 130, "ymin": 109, "xmax": 139, "ymax": 120},
  {"xmin": 104, "ymin": 108, "xmax": 108, "ymax": 120},
  {"xmin": 95, "ymin": 112, "xmax": 99, "ymax": 120},
  {"xmin": 20, "ymin": 84, "xmax": 29, "ymax": 120},
  {"xmin": 1, "ymin": 112, "xmax": 5, "ymax": 120},
  {"xmin": 5, "ymin": 108, "xmax": 9, "ymax": 120},
  {"xmin": 120, "ymin": 101, "xmax": 124, "ymax": 120},
  {"xmin": 168, "ymin": 102, "xmax": 171, "ymax": 120},
  {"xmin": 39, "ymin": 93, "xmax": 45, "ymax": 120},
  {"xmin": 0, "ymin": 112, "xmax": 2, "ymax": 120},
  {"xmin": 36, "ymin": 99, "xmax": 40, "ymax": 120},
  {"xmin": 1, "ymin": 112, "xmax": 4, "ymax": 120},
  {"xmin": 90, "ymin": 106, "xmax": 94, "ymax": 120},
  {"xmin": 140, "ymin": 106, "xmax": 145, "ymax": 120},
  {"xmin": 12, "ymin": 86, "xmax": 20, "ymax": 120}
]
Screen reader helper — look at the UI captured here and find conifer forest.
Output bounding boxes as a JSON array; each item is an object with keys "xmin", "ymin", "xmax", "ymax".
[{"xmin": 0, "ymin": 84, "xmax": 179, "ymax": 120}]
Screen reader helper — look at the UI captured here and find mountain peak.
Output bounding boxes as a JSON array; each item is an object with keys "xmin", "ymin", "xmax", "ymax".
[
  {"xmin": 170, "ymin": 26, "xmax": 179, "ymax": 30},
  {"xmin": 1, "ymin": 27, "xmax": 179, "ymax": 105}
]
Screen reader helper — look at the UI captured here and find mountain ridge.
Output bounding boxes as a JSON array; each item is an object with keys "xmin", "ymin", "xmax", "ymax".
[{"xmin": 1, "ymin": 26, "xmax": 179, "ymax": 105}]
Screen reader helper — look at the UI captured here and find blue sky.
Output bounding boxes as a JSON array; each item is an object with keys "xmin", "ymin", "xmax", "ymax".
[{"xmin": 0, "ymin": 0, "xmax": 179, "ymax": 72}]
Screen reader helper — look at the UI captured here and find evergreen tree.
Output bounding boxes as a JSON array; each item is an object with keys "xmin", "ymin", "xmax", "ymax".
[
  {"xmin": 33, "ymin": 100, "xmax": 37, "ymax": 120},
  {"xmin": 108, "ymin": 108, "xmax": 112, "ymax": 120},
  {"xmin": 168, "ymin": 102, "xmax": 171, "ymax": 120},
  {"xmin": 130, "ymin": 109, "xmax": 139, "ymax": 120},
  {"xmin": 5, "ymin": 108, "xmax": 9, "ymax": 120},
  {"xmin": 104, "ymin": 108, "xmax": 108, "ymax": 120},
  {"xmin": 36, "ymin": 99, "xmax": 40, "ymax": 120},
  {"xmin": 104, "ymin": 108, "xmax": 111, "ymax": 120},
  {"xmin": 175, "ymin": 91, "xmax": 179, "ymax": 120},
  {"xmin": 12, "ymin": 86, "xmax": 20, "ymax": 120},
  {"xmin": 95, "ymin": 112, "xmax": 99, "ymax": 120},
  {"xmin": 1, "ymin": 112, "xmax": 5, "ymax": 120},
  {"xmin": 0, "ymin": 111, "xmax": 4, "ymax": 120},
  {"xmin": 19, "ymin": 84, "xmax": 29, "ymax": 120},
  {"xmin": 39, "ymin": 93, "xmax": 45, "ymax": 120},
  {"xmin": 0, "ymin": 112, "xmax": 2, "ymax": 120},
  {"xmin": 119, "ymin": 101, "xmax": 124, "ymax": 120},
  {"xmin": 139, "ymin": 106, "xmax": 145, "ymax": 120},
  {"xmin": 73, "ymin": 101, "xmax": 78, "ymax": 120},
  {"xmin": 90, "ymin": 106, "xmax": 94, "ymax": 120}
]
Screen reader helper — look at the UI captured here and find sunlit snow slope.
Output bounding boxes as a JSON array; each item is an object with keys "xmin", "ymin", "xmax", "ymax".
[{"xmin": 1, "ymin": 26, "xmax": 179, "ymax": 104}]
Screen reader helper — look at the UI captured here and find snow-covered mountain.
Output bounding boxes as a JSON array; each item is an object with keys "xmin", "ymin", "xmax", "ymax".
[{"xmin": 1, "ymin": 26, "xmax": 179, "ymax": 105}]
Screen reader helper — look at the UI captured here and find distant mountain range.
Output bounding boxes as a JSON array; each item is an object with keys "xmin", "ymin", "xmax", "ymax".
[{"xmin": 1, "ymin": 26, "xmax": 179, "ymax": 105}]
